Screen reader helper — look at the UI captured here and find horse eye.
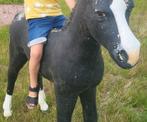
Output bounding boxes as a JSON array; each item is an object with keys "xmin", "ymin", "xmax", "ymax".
[{"xmin": 95, "ymin": 11, "xmax": 106, "ymax": 17}]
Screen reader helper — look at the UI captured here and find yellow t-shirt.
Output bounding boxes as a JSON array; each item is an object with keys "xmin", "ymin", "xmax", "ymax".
[{"xmin": 24, "ymin": 0, "xmax": 63, "ymax": 19}]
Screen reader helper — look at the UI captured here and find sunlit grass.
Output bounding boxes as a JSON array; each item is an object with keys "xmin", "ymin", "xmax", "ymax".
[{"xmin": 0, "ymin": 0, "xmax": 23, "ymax": 4}]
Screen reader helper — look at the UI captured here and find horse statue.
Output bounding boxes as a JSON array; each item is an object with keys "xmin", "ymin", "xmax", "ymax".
[{"xmin": 3, "ymin": 0, "xmax": 140, "ymax": 121}]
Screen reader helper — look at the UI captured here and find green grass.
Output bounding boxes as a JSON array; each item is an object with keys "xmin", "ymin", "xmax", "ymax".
[
  {"xmin": 0, "ymin": 0, "xmax": 147, "ymax": 122},
  {"xmin": 0, "ymin": 0, "xmax": 23, "ymax": 4}
]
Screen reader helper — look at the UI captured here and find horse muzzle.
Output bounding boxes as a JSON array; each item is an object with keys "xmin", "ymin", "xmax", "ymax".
[{"xmin": 111, "ymin": 47, "xmax": 140, "ymax": 69}]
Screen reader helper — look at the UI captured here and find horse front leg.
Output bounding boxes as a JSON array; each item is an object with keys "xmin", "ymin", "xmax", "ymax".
[
  {"xmin": 3, "ymin": 51, "xmax": 27, "ymax": 117},
  {"xmin": 79, "ymin": 87, "xmax": 98, "ymax": 122},
  {"xmin": 55, "ymin": 84, "xmax": 78, "ymax": 122},
  {"xmin": 37, "ymin": 74, "xmax": 48, "ymax": 111}
]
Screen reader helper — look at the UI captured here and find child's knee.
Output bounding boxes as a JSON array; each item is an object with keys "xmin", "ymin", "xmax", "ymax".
[{"xmin": 30, "ymin": 45, "xmax": 43, "ymax": 61}]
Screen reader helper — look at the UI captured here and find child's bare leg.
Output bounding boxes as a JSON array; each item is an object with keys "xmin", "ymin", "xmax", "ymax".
[{"xmin": 26, "ymin": 43, "xmax": 44, "ymax": 109}]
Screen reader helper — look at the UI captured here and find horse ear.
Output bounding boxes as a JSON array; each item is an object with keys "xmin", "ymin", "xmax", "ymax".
[
  {"xmin": 94, "ymin": 0, "xmax": 105, "ymax": 12},
  {"xmin": 125, "ymin": 0, "xmax": 134, "ymax": 23},
  {"xmin": 94, "ymin": 0, "xmax": 111, "ymax": 12},
  {"xmin": 125, "ymin": 0, "xmax": 134, "ymax": 8}
]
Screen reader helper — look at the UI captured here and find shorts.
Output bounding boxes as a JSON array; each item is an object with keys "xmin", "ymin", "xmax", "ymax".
[{"xmin": 27, "ymin": 15, "xmax": 65, "ymax": 47}]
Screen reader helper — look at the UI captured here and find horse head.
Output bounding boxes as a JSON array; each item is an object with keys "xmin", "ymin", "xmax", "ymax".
[{"xmin": 85, "ymin": 0, "xmax": 140, "ymax": 69}]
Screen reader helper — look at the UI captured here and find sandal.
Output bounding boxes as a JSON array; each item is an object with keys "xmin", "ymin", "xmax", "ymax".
[{"xmin": 26, "ymin": 86, "xmax": 39, "ymax": 109}]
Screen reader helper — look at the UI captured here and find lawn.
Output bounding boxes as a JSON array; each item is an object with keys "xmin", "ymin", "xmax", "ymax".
[
  {"xmin": 0, "ymin": 0, "xmax": 147, "ymax": 122},
  {"xmin": 0, "ymin": 0, "xmax": 23, "ymax": 4}
]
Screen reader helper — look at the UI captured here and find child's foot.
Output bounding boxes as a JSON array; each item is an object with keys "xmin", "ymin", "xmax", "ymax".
[{"xmin": 26, "ymin": 86, "xmax": 39, "ymax": 109}]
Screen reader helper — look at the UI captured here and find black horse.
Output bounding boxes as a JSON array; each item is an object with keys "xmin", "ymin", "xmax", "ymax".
[{"xmin": 3, "ymin": 0, "xmax": 140, "ymax": 121}]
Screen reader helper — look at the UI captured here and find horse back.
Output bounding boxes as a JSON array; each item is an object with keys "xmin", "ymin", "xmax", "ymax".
[{"xmin": 9, "ymin": 12, "xmax": 29, "ymax": 59}]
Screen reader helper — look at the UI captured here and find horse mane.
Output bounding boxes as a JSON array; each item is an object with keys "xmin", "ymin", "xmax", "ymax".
[{"xmin": 62, "ymin": 1, "xmax": 78, "ymax": 30}]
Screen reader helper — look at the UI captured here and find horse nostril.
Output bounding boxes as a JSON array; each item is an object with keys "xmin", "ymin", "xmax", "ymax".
[
  {"xmin": 111, "ymin": 49, "xmax": 133, "ymax": 69},
  {"xmin": 117, "ymin": 50, "xmax": 128, "ymax": 62}
]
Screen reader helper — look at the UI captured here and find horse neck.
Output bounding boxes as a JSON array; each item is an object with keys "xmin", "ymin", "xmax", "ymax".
[
  {"xmin": 65, "ymin": 0, "xmax": 100, "ymax": 48},
  {"xmin": 66, "ymin": 0, "xmax": 91, "ymax": 42}
]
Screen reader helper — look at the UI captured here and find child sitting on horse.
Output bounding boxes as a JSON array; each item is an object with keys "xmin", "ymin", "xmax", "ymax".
[{"xmin": 24, "ymin": 0, "xmax": 76, "ymax": 109}]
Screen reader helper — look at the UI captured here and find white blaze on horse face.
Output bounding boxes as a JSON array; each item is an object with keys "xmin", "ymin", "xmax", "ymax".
[{"xmin": 110, "ymin": 0, "xmax": 140, "ymax": 66}]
